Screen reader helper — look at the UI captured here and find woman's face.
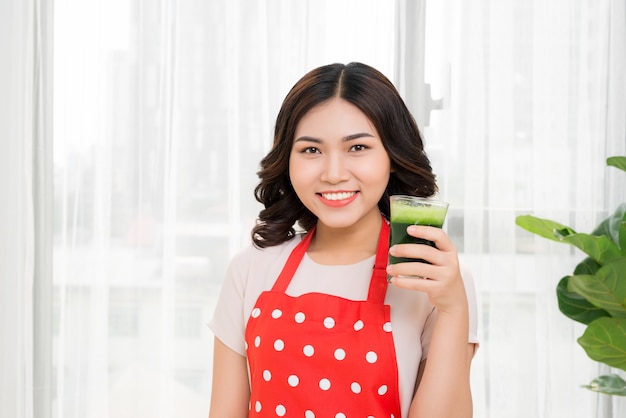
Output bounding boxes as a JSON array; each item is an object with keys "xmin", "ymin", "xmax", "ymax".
[{"xmin": 289, "ymin": 98, "xmax": 391, "ymax": 231}]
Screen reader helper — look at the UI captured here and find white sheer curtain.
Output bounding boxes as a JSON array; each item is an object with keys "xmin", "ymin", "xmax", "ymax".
[
  {"xmin": 51, "ymin": 1, "xmax": 396, "ymax": 417},
  {"xmin": 0, "ymin": 1, "xmax": 35, "ymax": 415},
  {"xmin": 3, "ymin": 0, "xmax": 624, "ymax": 417},
  {"xmin": 422, "ymin": 0, "xmax": 626, "ymax": 417},
  {"xmin": 1, "ymin": 1, "xmax": 52, "ymax": 418}
]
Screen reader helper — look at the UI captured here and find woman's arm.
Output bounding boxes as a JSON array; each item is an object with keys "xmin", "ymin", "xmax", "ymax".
[
  {"xmin": 387, "ymin": 225, "xmax": 475, "ymax": 418},
  {"xmin": 410, "ymin": 339, "xmax": 476, "ymax": 417},
  {"xmin": 208, "ymin": 337, "xmax": 250, "ymax": 418}
]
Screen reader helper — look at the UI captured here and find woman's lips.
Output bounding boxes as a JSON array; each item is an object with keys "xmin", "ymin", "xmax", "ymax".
[{"xmin": 317, "ymin": 191, "xmax": 359, "ymax": 207}]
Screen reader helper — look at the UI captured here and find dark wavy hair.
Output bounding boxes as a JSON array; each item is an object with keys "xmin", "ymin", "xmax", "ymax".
[{"xmin": 252, "ymin": 62, "xmax": 437, "ymax": 248}]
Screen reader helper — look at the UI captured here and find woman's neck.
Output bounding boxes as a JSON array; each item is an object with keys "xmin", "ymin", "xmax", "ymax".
[{"xmin": 307, "ymin": 212, "xmax": 382, "ymax": 265}]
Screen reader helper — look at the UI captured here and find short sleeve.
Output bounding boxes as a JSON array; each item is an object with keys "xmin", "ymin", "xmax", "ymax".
[
  {"xmin": 420, "ymin": 307, "xmax": 438, "ymax": 360},
  {"xmin": 461, "ymin": 265, "xmax": 480, "ymax": 345},
  {"xmin": 208, "ymin": 247, "xmax": 252, "ymax": 356},
  {"xmin": 208, "ymin": 239, "xmax": 300, "ymax": 356}
]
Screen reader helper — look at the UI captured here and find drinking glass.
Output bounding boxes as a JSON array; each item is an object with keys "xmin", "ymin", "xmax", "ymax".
[{"xmin": 388, "ymin": 195, "xmax": 449, "ymax": 265}]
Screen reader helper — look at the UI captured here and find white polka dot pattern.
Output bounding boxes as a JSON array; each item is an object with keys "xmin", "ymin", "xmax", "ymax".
[
  {"xmin": 294, "ymin": 312, "xmax": 305, "ymax": 323},
  {"xmin": 274, "ymin": 339, "xmax": 285, "ymax": 351},
  {"xmin": 245, "ymin": 288, "xmax": 400, "ymax": 416},
  {"xmin": 303, "ymin": 344, "xmax": 314, "ymax": 357},
  {"xmin": 351, "ymin": 382, "xmax": 361, "ymax": 394},
  {"xmin": 323, "ymin": 317, "xmax": 335, "ymax": 329},
  {"xmin": 287, "ymin": 375, "xmax": 299, "ymax": 387}
]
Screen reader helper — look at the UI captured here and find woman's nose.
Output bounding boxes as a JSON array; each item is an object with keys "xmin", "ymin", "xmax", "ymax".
[{"xmin": 321, "ymin": 154, "xmax": 350, "ymax": 184}]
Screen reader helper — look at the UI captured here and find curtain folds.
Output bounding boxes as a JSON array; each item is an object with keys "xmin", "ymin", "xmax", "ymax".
[
  {"xmin": 0, "ymin": 1, "xmax": 52, "ymax": 418},
  {"xmin": 33, "ymin": 1, "xmax": 54, "ymax": 417}
]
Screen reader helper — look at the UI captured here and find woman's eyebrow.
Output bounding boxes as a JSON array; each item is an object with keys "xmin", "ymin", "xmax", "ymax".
[
  {"xmin": 293, "ymin": 136, "xmax": 322, "ymax": 144},
  {"xmin": 293, "ymin": 132, "xmax": 375, "ymax": 143},
  {"xmin": 342, "ymin": 132, "xmax": 375, "ymax": 141}
]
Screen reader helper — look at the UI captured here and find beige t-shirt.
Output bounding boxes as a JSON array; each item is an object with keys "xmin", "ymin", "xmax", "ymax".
[{"xmin": 209, "ymin": 234, "xmax": 479, "ymax": 416}]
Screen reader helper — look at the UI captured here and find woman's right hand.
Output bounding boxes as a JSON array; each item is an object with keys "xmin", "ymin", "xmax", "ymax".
[{"xmin": 386, "ymin": 225, "xmax": 468, "ymax": 315}]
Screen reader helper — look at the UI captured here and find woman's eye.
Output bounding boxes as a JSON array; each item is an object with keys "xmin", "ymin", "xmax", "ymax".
[
  {"xmin": 350, "ymin": 144, "xmax": 368, "ymax": 152},
  {"xmin": 302, "ymin": 146, "xmax": 320, "ymax": 154}
]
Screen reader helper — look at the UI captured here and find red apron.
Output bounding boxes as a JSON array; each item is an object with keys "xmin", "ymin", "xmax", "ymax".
[{"xmin": 245, "ymin": 219, "xmax": 402, "ymax": 417}]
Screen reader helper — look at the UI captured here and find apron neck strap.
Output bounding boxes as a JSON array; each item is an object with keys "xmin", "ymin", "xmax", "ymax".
[
  {"xmin": 272, "ymin": 227, "xmax": 316, "ymax": 293},
  {"xmin": 367, "ymin": 217, "xmax": 390, "ymax": 304}
]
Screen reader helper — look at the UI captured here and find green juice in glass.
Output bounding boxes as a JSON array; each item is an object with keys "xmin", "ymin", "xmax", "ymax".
[{"xmin": 389, "ymin": 195, "xmax": 449, "ymax": 265}]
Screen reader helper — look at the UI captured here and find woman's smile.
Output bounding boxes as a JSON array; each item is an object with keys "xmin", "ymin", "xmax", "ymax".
[{"xmin": 317, "ymin": 190, "xmax": 359, "ymax": 207}]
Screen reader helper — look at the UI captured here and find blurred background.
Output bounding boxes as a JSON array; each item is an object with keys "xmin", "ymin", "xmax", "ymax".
[{"xmin": 1, "ymin": 0, "xmax": 625, "ymax": 417}]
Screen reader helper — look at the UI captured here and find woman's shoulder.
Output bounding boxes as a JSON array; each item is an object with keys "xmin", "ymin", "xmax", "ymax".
[{"xmin": 228, "ymin": 233, "xmax": 304, "ymax": 276}]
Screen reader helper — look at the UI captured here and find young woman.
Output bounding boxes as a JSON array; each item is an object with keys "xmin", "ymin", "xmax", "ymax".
[{"xmin": 209, "ymin": 62, "xmax": 478, "ymax": 418}]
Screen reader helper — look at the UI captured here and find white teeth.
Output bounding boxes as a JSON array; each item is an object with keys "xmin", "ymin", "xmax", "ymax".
[{"xmin": 321, "ymin": 192, "xmax": 356, "ymax": 201}]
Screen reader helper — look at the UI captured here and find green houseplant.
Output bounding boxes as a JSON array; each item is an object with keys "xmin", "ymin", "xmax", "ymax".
[{"xmin": 515, "ymin": 156, "xmax": 626, "ymax": 396}]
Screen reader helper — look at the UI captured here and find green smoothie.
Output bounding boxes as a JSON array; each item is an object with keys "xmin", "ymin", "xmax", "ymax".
[{"xmin": 389, "ymin": 196, "xmax": 448, "ymax": 264}]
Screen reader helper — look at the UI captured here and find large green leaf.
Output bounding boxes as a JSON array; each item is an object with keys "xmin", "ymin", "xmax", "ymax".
[
  {"xmin": 578, "ymin": 317, "xmax": 626, "ymax": 372},
  {"xmin": 607, "ymin": 156, "xmax": 626, "ymax": 173},
  {"xmin": 557, "ymin": 276, "xmax": 610, "ymax": 324},
  {"xmin": 515, "ymin": 215, "xmax": 576, "ymax": 242},
  {"xmin": 581, "ymin": 374, "xmax": 626, "ymax": 396},
  {"xmin": 592, "ymin": 203, "xmax": 626, "ymax": 246},
  {"xmin": 561, "ymin": 233, "xmax": 623, "ymax": 264},
  {"xmin": 567, "ymin": 259, "xmax": 626, "ymax": 318},
  {"xmin": 515, "ymin": 215, "xmax": 622, "ymax": 263},
  {"xmin": 574, "ymin": 257, "xmax": 601, "ymax": 276}
]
